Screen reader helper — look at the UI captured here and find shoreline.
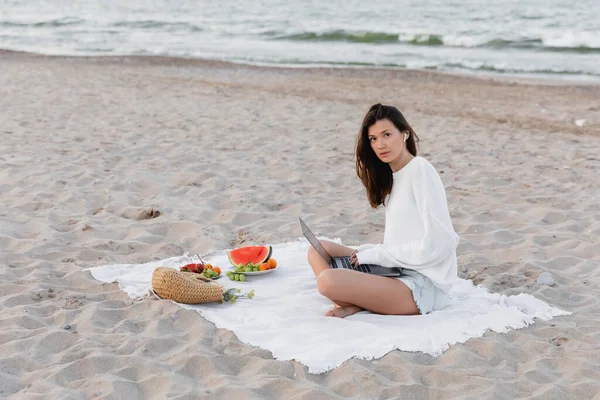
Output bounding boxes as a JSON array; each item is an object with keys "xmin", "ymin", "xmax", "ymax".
[
  {"xmin": 3, "ymin": 48, "xmax": 599, "ymax": 139},
  {"xmin": 3, "ymin": 48, "xmax": 600, "ymax": 88}
]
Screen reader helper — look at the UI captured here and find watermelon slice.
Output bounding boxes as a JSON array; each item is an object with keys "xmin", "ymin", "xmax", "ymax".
[{"xmin": 227, "ymin": 245, "xmax": 272, "ymax": 267}]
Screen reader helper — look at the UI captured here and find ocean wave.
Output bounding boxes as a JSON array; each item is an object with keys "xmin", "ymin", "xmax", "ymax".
[
  {"xmin": 110, "ymin": 20, "xmax": 203, "ymax": 32},
  {"xmin": 256, "ymin": 58, "xmax": 406, "ymax": 68},
  {"xmin": 271, "ymin": 30, "xmax": 446, "ymax": 46},
  {"xmin": 0, "ymin": 17, "xmax": 84, "ymax": 28},
  {"xmin": 268, "ymin": 29, "xmax": 600, "ymax": 54},
  {"xmin": 256, "ymin": 57, "xmax": 599, "ymax": 78},
  {"xmin": 230, "ymin": 55, "xmax": 597, "ymax": 78},
  {"xmin": 271, "ymin": 30, "xmax": 400, "ymax": 44},
  {"xmin": 439, "ymin": 62, "xmax": 600, "ymax": 77},
  {"xmin": 409, "ymin": 35, "xmax": 444, "ymax": 46},
  {"xmin": 479, "ymin": 38, "xmax": 600, "ymax": 54}
]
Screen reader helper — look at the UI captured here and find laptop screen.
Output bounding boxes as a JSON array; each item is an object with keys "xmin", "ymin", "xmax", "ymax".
[{"xmin": 299, "ymin": 218, "xmax": 333, "ymax": 264}]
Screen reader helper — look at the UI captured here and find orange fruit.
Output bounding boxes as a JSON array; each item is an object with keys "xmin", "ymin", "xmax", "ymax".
[
  {"xmin": 212, "ymin": 267, "xmax": 221, "ymax": 275},
  {"xmin": 267, "ymin": 258, "xmax": 277, "ymax": 269},
  {"xmin": 259, "ymin": 263, "xmax": 270, "ymax": 271}
]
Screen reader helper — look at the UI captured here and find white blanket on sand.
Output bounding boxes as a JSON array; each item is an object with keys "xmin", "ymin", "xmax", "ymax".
[{"xmin": 87, "ymin": 238, "xmax": 571, "ymax": 374}]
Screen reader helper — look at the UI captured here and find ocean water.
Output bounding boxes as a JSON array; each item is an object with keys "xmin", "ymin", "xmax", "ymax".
[{"xmin": 2, "ymin": 0, "xmax": 600, "ymax": 81}]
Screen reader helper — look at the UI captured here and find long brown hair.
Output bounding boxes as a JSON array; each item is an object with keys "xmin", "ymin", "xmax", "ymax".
[{"xmin": 355, "ymin": 103, "xmax": 419, "ymax": 208}]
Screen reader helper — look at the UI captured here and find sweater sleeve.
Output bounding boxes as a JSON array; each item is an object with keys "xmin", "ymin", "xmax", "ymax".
[
  {"xmin": 355, "ymin": 243, "xmax": 376, "ymax": 252},
  {"xmin": 356, "ymin": 161, "xmax": 459, "ymax": 270}
]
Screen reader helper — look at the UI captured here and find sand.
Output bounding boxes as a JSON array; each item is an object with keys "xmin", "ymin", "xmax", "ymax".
[{"xmin": 1, "ymin": 50, "xmax": 599, "ymax": 399}]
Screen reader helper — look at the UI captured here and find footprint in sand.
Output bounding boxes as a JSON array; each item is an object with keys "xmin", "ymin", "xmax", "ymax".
[
  {"xmin": 551, "ymin": 336, "xmax": 569, "ymax": 346},
  {"xmin": 121, "ymin": 207, "xmax": 162, "ymax": 220}
]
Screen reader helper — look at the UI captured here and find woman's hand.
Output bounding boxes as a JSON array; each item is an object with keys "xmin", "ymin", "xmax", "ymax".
[{"xmin": 349, "ymin": 250, "xmax": 359, "ymax": 268}]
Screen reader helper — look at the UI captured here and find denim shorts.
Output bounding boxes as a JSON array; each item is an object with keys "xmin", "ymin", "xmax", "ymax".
[{"xmin": 398, "ymin": 270, "xmax": 451, "ymax": 314}]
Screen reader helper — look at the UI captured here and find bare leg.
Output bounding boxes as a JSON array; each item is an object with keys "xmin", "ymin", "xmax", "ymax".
[
  {"xmin": 317, "ymin": 269, "xmax": 419, "ymax": 317},
  {"xmin": 306, "ymin": 239, "xmax": 355, "ymax": 278},
  {"xmin": 306, "ymin": 240, "xmax": 361, "ymax": 311}
]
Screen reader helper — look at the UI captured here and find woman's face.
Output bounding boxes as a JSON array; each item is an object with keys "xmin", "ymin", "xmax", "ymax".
[{"xmin": 367, "ymin": 118, "xmax": 407, "ymax": 164}]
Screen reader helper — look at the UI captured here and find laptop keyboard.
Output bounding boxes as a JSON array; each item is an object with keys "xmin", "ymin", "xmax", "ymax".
[{"xmin": 339, "ymin": 257, "xmax": 372, "ymax": 273}]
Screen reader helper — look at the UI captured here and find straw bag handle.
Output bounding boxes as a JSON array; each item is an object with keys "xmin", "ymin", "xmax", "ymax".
[{"xmin": 183, "ymin": 272, "xmax": 224, "ymax": 288}]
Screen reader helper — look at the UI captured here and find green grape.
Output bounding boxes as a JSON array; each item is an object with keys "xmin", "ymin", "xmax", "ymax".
[{"xmin": 240, "ymin": 274, "xmax": 246, "ymax": 282}]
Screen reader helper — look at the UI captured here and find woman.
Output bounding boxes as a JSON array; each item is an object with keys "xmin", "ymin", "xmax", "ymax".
[{"xmin": 307, "ymin": 103, "xmax": 459, "ymax": 318}]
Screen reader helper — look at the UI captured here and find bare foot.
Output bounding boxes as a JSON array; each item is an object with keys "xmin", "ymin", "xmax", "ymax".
[{"xmin": 325, "ymin": 305, "xmax": 363, "ymax": 318}]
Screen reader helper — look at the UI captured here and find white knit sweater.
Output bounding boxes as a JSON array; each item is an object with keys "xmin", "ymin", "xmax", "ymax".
[{"xmin": 355, "ymin": 156, "xmax": 459, "ymax": 293}]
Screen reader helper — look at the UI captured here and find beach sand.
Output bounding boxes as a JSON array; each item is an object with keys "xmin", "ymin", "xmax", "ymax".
[{"xmin": 1, "ymin": 50, "xmax": 599, "ymax": 399}]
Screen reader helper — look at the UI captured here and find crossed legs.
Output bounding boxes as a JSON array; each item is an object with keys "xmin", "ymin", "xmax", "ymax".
[{"xmin": 307, "ymin": 240, "xmax": 419, "ymax": 318}]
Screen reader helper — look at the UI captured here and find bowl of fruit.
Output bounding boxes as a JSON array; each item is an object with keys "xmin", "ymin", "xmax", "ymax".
[
  {"xmin": 226, "ymin": 245, "xmax": 277, "ymax": 282},
  {"xmin": 180, "ymin": 255, "xmax": 222, "ymax": 280}
]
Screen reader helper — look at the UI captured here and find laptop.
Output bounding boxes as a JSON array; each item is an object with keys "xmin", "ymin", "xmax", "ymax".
[{"xmin": 299, "ymin": 217, "xmax": 403, "ymax": 277}]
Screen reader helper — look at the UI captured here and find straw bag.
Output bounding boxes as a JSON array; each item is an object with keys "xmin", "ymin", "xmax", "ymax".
[{"xmin": 151, "ymin": 267, "xmax": 223, "ymax": 304}]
